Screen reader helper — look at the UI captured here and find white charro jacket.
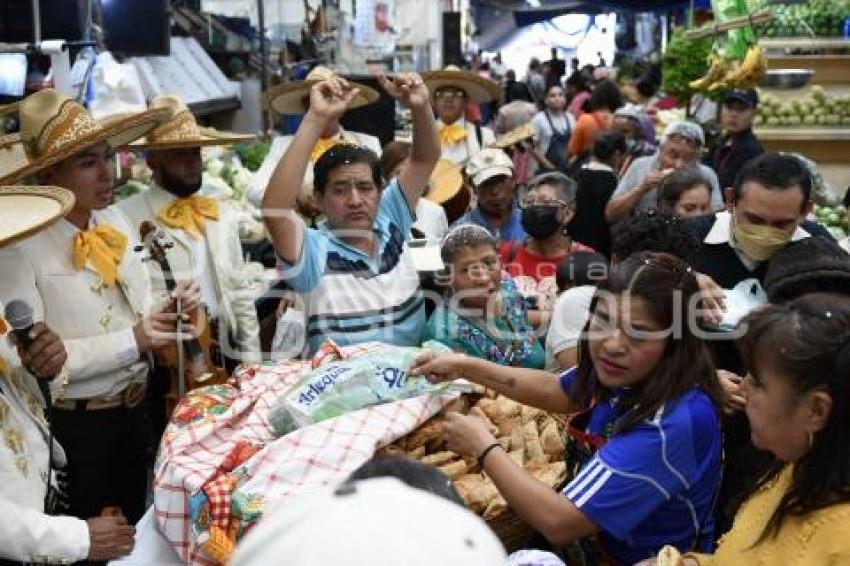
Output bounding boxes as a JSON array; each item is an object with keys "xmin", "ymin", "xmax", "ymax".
[
  {"xmin": 118, "ymin": 184, "xmax": 261, "ymax": 361},
  {"xmin": 0, "ymin": 339, "xmax": 89, "ymax": 563},
  {"xmin": 0, "ymin": 207, "xmax": 153, "ymax": 400}
]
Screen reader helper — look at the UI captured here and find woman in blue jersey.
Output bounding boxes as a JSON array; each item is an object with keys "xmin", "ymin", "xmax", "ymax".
[{"xmin": 412, "ymin": 252, "xmax": 723, "ymax": 564}]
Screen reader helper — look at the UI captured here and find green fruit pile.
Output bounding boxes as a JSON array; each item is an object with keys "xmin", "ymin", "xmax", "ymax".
[
  {"xmin": 758, "ymin": 0, "xmax": 850, "ymax": 38},
  {"xmin": 755, "ymin": 86, "xmax": 850, "ymax": 127},
  {"xmin": 814, "ymin": 204, "xmax": 849, "ymax": 240}
]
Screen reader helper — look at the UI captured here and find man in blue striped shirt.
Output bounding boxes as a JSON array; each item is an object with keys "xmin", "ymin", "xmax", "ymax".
[{"xmin": 262, "ymin": 72, "xmax": 440, "ymax": 354}]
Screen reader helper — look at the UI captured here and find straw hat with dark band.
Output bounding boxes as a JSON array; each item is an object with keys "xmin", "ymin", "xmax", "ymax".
[
  {"xmin": 262, "ymin": 66, "xmax": 379, "ymax": 115},
  {"xmin": 421, "ymin": 66, "xmax": 501, "ymax": 104},
  {"xmin": 0, "ymin": 102, "xmax": 20, "ymax": 118},
  {"xmin": 0, "ymin": 89, "xmax": 169, "ymax": 185},
  {"xmin": 130, "ymin": 94, "xmax": 255, "ymax": 151},
  {"xmin": 0, "ymin": 185, "xmax": 75, "ymax": 247},
  {"xmin": 493, "ymin": 123, "xmax": 535, "ymax": 149},
  {"xmin": 424, "ymin": 159, "xmax": 464, "ymax": 205}
]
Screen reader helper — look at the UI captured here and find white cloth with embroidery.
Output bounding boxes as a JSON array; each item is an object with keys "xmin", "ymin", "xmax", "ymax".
[{"xmin": 0, "ymin": 339, "xmax": 89, "ymax": 563}]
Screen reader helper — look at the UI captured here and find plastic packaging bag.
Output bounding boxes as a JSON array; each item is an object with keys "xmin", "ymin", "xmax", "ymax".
[
  {"xmin": 268, "ymin": 341, "xmax": 461, "ymax": 436},
  {"xmin": 270, "ymin": 307, "xmax": 307, "ymax": 361}
]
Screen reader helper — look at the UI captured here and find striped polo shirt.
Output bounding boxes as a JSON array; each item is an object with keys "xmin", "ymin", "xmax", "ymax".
[{"xmin": 281, "ymin": 179, "xmax": 425, "ymax": 354}]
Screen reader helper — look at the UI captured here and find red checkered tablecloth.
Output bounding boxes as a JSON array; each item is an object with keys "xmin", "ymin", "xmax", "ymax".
[{"xmin": 153, "ymin": 343, "xmax": 454, "ymax": 565}]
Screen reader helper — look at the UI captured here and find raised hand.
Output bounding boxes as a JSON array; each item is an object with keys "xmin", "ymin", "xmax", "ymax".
[
  {"xmin": 377, "ymin": 73, "xmax": 430, "ymax": 109},
  {"xmin": 307, "ymin": 77, "xmax": 361, "ymax": 122}
]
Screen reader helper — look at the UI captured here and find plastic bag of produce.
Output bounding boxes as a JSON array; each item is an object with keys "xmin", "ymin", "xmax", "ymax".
[
  {"xmin": 268, "ymin": 341, "xmax": 464, "ymax": 436},
  {"xmin": 712, "ymin": 0, "xmax": 756, "ymax": 60}
]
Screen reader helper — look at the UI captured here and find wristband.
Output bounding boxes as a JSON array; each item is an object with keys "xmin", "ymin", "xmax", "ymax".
[{"xmin": 477, "ymin": 442, "xmax": 503, "ymax": 469}]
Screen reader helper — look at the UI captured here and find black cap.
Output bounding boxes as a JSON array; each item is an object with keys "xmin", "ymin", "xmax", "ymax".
[{"xmin": 723, "ymin": 89, "xmax": 759, "ymax": 108}]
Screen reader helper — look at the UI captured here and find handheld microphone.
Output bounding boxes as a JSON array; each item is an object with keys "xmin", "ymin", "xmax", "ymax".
[
  {"xmin": 4, "ymin": 299, "xmax": 58, "ymax": 511},
  {"xmin": 4, "ymin": 300, "xmax": 58, "ymax": 380},
  {"xmin": 5, "ymin": 299, "xmax": 59, "ymax": 389}
]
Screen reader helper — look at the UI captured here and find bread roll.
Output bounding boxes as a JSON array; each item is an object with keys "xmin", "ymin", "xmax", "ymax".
[
  {"xmin": 439, "ymin": 460, "xmax": 468, "ymax": 480},
  {"xmin": 540, "ymin": 420, "xmax": 564, "ymax": 458},
  {"xmin": 523, "ymin": 420, "xmax": 547, "ymax": 464},
  {"xmin": 421, "ymin": 450, "xmax": 458, "ymax": 467}
]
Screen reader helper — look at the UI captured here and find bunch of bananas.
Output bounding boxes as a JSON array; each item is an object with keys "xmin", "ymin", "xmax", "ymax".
[{"xmin": 688, "ymin": 44, "xmax": 767, "ymax": 92}]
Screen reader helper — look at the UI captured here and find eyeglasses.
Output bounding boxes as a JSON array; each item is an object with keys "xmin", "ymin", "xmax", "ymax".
[
  {"xmin": 518, "ymin": 197, "xmax": 570, "ymax": 209},
  {"xmin": 434, "ymin": 90, "xmax": 466, "ymax": 101}
]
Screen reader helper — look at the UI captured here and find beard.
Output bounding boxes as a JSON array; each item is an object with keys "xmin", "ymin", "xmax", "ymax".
[{"xmin": 159, "ymin": 167, "xmax": 202, "ymax": 198}]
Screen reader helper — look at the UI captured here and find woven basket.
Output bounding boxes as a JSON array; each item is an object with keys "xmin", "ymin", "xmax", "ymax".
[
  {"xmin": 486, "ymin": 412, "xmax": 570, "ymax": 552},
  {"xmin": 486, "ymin": 508, "xmax": 537, "ymax": 553}
]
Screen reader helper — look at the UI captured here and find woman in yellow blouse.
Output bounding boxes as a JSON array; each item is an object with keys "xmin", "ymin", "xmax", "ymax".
[{"xmin": 644, "ymin": 292, "xmax": 850, "ymax": 565}]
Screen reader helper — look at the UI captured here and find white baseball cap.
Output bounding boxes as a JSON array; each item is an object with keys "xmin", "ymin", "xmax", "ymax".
[
  {"xmin": 465, "ymin": 148, "xmax": 514, "ymax": 188},
  {"xmin": 231, "ymin": 478, "xmax": 508, "ymax": 566}
]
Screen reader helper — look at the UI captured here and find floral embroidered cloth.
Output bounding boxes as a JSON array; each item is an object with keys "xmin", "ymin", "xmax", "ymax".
[{"xmin": 423, "ymin": 277, "xmax": 545, "ymax": 368}]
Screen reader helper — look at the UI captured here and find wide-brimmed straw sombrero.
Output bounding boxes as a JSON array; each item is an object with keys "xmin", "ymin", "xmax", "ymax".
[
  {"xmin": 0, "ymin": 89, "xmax": 169, "ymax": 185},
  {"xmin": 129, "ymin": 94, "xmax": 255, "ymax": 151},
  {"xmin": 421, "ymin": 66, "xmax": 501, "ymax": 104},
  {"xmin": 262, "ymin": 66, "xmax": 379, "ymax": 115},
  {"xmin": 425, "ymin": 159, "xmax": 464, "ymax": 205},
  {"xmin": 0, "ymin": 185, "xmax": 75, "ymax": 246},
  {"xmin": 0, "ymin": 102, "xmax": 20, "ymax": 118},
  {"xmin": 493, "ymin": 123, "xmax": 535, "ymax": 149}
]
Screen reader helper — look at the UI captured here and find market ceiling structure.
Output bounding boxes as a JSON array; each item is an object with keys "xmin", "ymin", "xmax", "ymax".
[{"xmin": 472, "ymin": 0, "xmax": 711, "ymax": 50}]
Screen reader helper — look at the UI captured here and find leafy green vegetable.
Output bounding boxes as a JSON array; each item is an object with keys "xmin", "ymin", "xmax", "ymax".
[
  {"xmin": 234, "ymin": 140, "xmax": 271, "ymax": 173},
  {"xmin": 662, "ymin": 29, "xmax": 714, "ymax": 101}
]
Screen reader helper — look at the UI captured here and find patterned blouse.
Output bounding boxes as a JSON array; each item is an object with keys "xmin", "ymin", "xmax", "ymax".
[{"xmin": 423, "ymin": 278, "xmax": 545, "ymax": 368}]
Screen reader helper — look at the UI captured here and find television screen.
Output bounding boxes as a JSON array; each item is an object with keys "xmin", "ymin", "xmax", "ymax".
[
  {"xmin": 100, "ymin": 0, "xmax": 170, "ymax": 56},
  {"xmin": 0, "ymin": 54, "xmax": 27, "ymax": 96}
]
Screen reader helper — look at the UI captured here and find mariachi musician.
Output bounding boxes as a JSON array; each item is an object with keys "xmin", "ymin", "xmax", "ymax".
[
  {"xmin": 118, "ymin": 94, "xmax": 262, "ymax": 434},
  {"xmin": 0, "ymin": 183, "xmax": 138, "ymax": 564},
  {"xmin": 420, "ymin": 66, "xmax": 501, "ymax": 224},
  {"xmin": 119, "ymin": 94, "xmax": 262, "ymax": 363},
  {"xmin": 0, "ymin": 90, "xmax": 196, "ymax": 525}
]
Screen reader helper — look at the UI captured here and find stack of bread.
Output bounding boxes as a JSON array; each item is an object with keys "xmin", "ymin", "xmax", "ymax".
[{"xmin": 380, "ymin": 388, "xmax": 567, "ymax": 521}]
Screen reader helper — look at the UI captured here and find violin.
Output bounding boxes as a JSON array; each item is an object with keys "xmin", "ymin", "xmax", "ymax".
[{"xmin": 137, "ymin": 221, "xmax": 229, "ymax": 415}]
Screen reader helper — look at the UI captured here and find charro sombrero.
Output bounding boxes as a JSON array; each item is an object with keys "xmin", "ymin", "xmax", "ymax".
[
  {"xmin": 262, "ymin": 66, "xmax": 379, "ymax": 115},
  {"xmin": 421, "ymin": 66, "xmax": 500, "ymax": 104},
  {"xmin": 493, "ymin": 123, "xmax": 535, "ymax": 149},
  {"xmin": 0, "ymin": 102, "xmax": 19, "ymax": 118},
  {"xmin": 0, "ymin": 89, "xmax": 169, "ymax": 185},
  {"xmin": 425, "ymin": 159, "xmax": 464, "ymax": 205},
  {"xmin": 0, "ymin": 185, "xmax": 75, "ymax": 246},
  {"xmin": 130, "ymin": 94, "xmax": 255, "ymax": 151}
]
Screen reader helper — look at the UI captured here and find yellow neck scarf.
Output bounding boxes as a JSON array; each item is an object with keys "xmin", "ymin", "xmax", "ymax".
[
  {"xmin": 72, "ymin": 224, "xmax": 128, "ymax": 287},
  {"xmin": 310, "ymin": 136, "xmax": 341, "ymax": 163},
  {"xmin": 439, "ymin": 122, "xmax": 467, "ymax": 146},
  {"xmin": 158, "ymin": 195, "xmax": 220, "ymax": 239}
]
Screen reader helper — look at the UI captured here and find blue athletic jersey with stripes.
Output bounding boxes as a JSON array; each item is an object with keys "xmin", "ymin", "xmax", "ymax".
[
  {"xmin": 280, "ymin": 179, "xmax": 426, "ymax": 354},
  {"xmin": 559, "ymin": 368, "xmax": 722, "ymax": 564}
]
